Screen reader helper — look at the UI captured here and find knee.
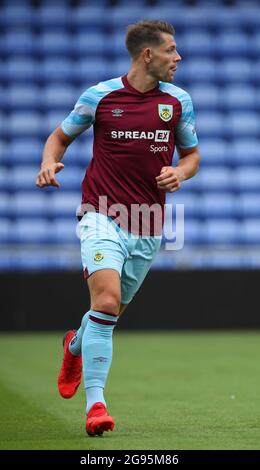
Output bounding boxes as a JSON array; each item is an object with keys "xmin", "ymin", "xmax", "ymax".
[{"xmin": 92, "ymin": 293, "xmax": 121, "ymax": 316}]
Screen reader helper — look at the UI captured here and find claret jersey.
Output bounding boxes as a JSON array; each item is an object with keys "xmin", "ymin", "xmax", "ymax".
[{"xmin": 61, "ymin": 75, "xmax": 198, "ymax": 235}]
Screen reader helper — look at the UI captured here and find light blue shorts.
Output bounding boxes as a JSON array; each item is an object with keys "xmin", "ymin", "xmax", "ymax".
[{"xmin": 79, "ymin": 212, "xmax": 162, "ymax": 304}]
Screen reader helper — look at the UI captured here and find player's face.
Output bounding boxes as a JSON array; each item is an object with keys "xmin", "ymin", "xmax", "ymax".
[{"xmin": 149, "ymin": 33, "xmax": 181, "ymax": 83}]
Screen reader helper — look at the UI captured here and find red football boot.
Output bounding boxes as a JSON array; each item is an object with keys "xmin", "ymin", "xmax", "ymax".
[
  {"xmin": 86, "ymin": 402, "xmax": 115, "ymax": 436},
  {"xmin": 57, "ymin": 330, "xmax": 82, "ymax": 399}
]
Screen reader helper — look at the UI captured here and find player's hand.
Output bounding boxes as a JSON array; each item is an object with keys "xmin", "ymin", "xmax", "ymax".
[
  {"xmin": 35, "ymin": 162, "xmax": 64, "ymax": 188},
  {"xmin": 156, "ymin": 166, "xmax": 184, "ymax": 193}
]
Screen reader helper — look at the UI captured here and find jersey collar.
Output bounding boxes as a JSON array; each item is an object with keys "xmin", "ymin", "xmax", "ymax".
[{"xmin": 122, "ymin": 74, "xmax": 160, "ymax": 95}]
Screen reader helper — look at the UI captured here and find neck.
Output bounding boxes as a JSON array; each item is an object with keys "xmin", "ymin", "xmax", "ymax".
[{"xmin": 127, "ymin": 65, "xmax": 158, "ymax": 93}]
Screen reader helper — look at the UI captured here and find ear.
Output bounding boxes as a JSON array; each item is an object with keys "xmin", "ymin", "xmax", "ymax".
[{"xmin": 142, "ymin": 47, "xmax": 152, "ymax": 64}]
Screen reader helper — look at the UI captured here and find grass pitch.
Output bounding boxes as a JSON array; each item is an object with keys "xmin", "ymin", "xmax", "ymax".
[{"xmin": 0, "ymin": 331, "xmax": 260, "ymax": 450}]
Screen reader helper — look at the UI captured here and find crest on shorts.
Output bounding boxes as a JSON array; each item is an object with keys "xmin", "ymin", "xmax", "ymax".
[
  {"xmin": 158, "ymin": 104, "xmax": 173, "ymax": 122},
  {"xmin": 94, "ymin": 251, "xmax": 104, "ymax": 262}
]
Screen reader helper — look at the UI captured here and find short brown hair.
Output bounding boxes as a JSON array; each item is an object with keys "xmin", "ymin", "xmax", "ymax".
[{"xmin": 125, "ymin": 20, "xmax": 175, "ymax": 59}]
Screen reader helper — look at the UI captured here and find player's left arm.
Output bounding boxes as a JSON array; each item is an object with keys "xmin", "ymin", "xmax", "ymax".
[
  {"xmin": 156, "ymin": 90, "xmax": 200, "ymax": 193},
  {"xmin": 156, "ymin": 145, "xmax": 200, "ymax": 192}
]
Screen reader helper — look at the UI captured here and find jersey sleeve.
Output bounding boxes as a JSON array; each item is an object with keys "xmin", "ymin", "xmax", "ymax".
[
  {"xmin": 61, "ymin": 88, "xmax": 96, "ymax": 138},
  {"xmin": 175, "ymin": 92, "xmax": 198, "ymax": 149}
]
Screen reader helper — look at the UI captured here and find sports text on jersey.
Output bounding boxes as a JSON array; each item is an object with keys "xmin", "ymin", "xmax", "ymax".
[{"xmin": 110, "ymin": 130, "xmax": 170, "ymax": 143}]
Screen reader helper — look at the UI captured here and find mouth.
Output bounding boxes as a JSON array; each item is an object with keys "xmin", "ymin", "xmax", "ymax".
[{"xmin": 170, "ymin": 66, "xmax": 177, "ymax": 73}]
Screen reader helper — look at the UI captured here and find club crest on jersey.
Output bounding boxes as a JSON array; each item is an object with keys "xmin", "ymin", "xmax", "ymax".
[
  {"xmin": 94, "ymin": 251, "xmax": 104, "ymax": 262},
  {"xmin": 158, "ymin": 104, "xmax": 173, "ymax": 122}
]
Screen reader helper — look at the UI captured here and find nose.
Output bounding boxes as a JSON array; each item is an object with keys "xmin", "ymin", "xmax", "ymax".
[{"xmin": 175, "ymin": 50, "xmax": 182, "ymax": 62}]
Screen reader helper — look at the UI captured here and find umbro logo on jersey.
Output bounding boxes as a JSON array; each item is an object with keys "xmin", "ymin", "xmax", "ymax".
[{"xmin": 112, "ymin": 108, "xmax": 124, "ymax": 117}]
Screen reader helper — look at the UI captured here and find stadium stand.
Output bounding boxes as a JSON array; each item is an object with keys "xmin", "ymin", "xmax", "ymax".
[{"xmin": 0, "ymin": 0, "xmax": 260, "ymax": 269}]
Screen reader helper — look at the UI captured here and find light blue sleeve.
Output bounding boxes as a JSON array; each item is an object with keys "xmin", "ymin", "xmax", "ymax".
[
  {"xmin": 61, "ymin": 88, "xmax": 97, "ymax": 138},
  {"xmin": 175, "ymin": 92, "xmax": 198, "ymax": 149}
]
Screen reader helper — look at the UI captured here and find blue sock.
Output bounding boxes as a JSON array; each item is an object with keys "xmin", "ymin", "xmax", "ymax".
[
  {"xmin": 86, "ymin": 387, "xmax": 106, "ymax": 411},
  {"xmin": 69, "ymin": 310, "xmax": 90, "ymax": 356},
  {"xmin": 82, "ymin": 309, "xmax": 118, "ymax": 413}
]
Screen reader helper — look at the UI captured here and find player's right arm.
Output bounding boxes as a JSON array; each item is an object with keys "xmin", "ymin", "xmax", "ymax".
[
  {"xmin": 36, "ymin": 127, "xmax": 73, "ymax": 188},
  {"xmin": 36, "ymin": 86, "xmax": 96, "ymax": 188}
]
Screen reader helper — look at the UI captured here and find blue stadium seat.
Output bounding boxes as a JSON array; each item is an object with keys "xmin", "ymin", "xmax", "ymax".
[
  {"xmin": 10, "ymin": 192, "xmax": 48, "ymax": 217},
  {"xmin": 239, "ymin": 194, "xmax": 260, "ymax": 217},
  {"xmin": 234, "ymin": 168, "xmax": 260, "ymax": 191},
  {"xmin": 108, "ymin": 33, "xmax": 128, "ymax": 58},
  {"xmin": 36, "ymin": 32, "xmax": 72, "ymax": 56},
  {"xmin": 0, "ymin": 193, "xmax": 9, "ymax": 216},
  {"xmin": 110, "ymin": 59, "xmax": 131, "ymax": 77},
  {"xmin": 116, "ymin": 0, "xmax": 147, "ymax": 4},
  {"xmin": 73, "ymin": 33, "xmax": 106, "ymax": 57},
  {"xmin": 8, "ymin": 112, "xmax": 42, "ymax": 137},
  {"xmin": 1, "ymin": 6, "xmax": 34, "ymax": 27},
  {"xmin": 193, "ymin": 252, "xmax": 243, "ymax": 269},
  {"xmin": 196, "ymin": 112, "xmax": 225, "ymax": 137},
  {"xmin": 10, "ymin": 166, "xmax": 39, "ymax": 191},
  {"xmin": 145, "ymin": 7, "xmax": 211, "ymax": 29},
  {"xmin": 176, "ymin": 59, "xmax": 216, "ymax": 84},
  {"xmin": 9, "ymin": 138, "xmax": 42, "ymax": 164},
  {"xmin": 199, "ymin": 193, "xmax": 237, "ymax": 218},
  {"xmin": 253, "ymin": 60, "xmax": 260, "ymax": 85},
  {"xmin": 243, "ymin": 220, "xmax": 260, "ymax": 245},
  {"xmin": 0, "ymin": 168, "xmax": 10, "ymax": 190},
  {"xmin": 37, "ymin": 7, "xmax": 70, "ymax": 28},
  {"xmin": 37, "ymin": 0, "xmax": 71, "ymax": 4},
  {"xmin": 0, "ymin": 140, "xmax": 7, "ymax": 164},
  {"xmin": 223, "ymin": 85, "xmax": 256, "ymax": 110},
  {"xmin": 55, "ymin": 166, "xmax": 84, "ymax": 191},
  {"xmin": 202, "ymin": 220, "xmax": 241, "ymax": 245},
  {"xmin": 72, "ymin": 7, "xmax": 107, "ymax": 29},
  {"xmin": 75, "ymin": 59, "xmax": 110, "ymax": 83},
  {"xmin": 50, "ymin": 193, "xmax": 81, "ymax": 217},
  {"xmin": 4, "ymin": 31, "xmax": 36, "ymax": 56},
  {"xmin": 163, "ymin": 217, "xmax": 201, "ymax": 245},
  {"xmin": 107, "ymin": 6, "xmax": 147, "ymax": 29},
  {"xmin": 189, "ymin": 85, "xmax": 220, "ymax": 110},
  {"xmin": 251, "ymin": 32, "xmax": 260, "ymax": 57},
  {"xmin": 2, "ymin": 0, "xmax": 31, "ymax": 5},
  {"xmin": 199, "ymin": 139, "xmax": 228, "ymax": 165},
  {"xmin": 51, "ymin": 219, "xmax": 79, "ymax": 243},
  {"xmin": 198, "ymin": 8, "xmax": 247, "ymax": 29},
  {"xmin": 214, "ymin": 31, "xmax": 251, "ymax": 57},
  {"xmin": 0, "ymin": 112, "xmax": 4, "ymax": 133},
  {"xmin": 0, "ymin": 219, "xmax": 10, "ymax": 243},
  {"xmin": 41, "ymin": 58, "xmax": 74, "ymax": 83},
  {"xmin": 229, "ymin": 139, "xmax": 260, "ymax": 165},
  {"xmin": 198, "ymin": 168, "xmax": 232, "ymax": 191},
  {"xmin": 227, "ymin": 112, "xmax": 260, "ymax": 137},
  {"xmin": 7, "ymin": 85, "xmax": 41, "ymax": 110},
  {"xmin": 5, "ymin": 57, "xmax": 38, "ymax": 83},
  {"xmin": 236, "ymin": 7, "xmax": 260, "ymax": 28},
  {"xmin": 219, "ymin": 59, "xmax": 253, "ymax": 84},
  {"xmin": 42, "ymin": 85, "xmax": 77, "ymax": 110},
  {"xmin": 44, "ymin": 111, "xmax": 69, "ymax": 136},
  {"xmin": 63, "ymin": 140, "xmax": 92, "ymax": 166},
  {"xmin": 10, "ymin": 219, "xmax": 50, "ymax": 244},
  {"xmin": 166, "ymin": 192, "xmax": 199, "ymax": 218},
  {"xmin": 62, "ymin": 140, "xmax": 81, "ymax": 164},
  {"xmin": 179, "ymin": 32, "xmax": 214, "ymax": 57},
  {"xmin": 184, "ymin": 220, "xmax": 202, "ymax": 245},
  {"xmin": 78, "ymin": 0, "xmax": 108, "ymax": 4}
]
